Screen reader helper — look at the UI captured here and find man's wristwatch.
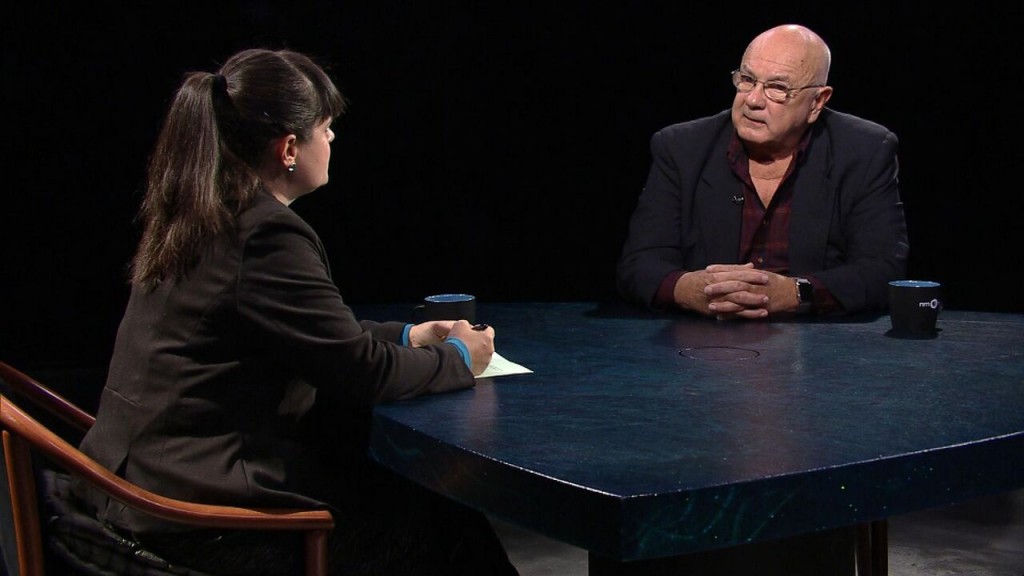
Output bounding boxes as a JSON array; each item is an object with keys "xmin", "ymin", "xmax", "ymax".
[{"xmin": 795, "ymin": 278, "xmax": 814, "ymax": 314}]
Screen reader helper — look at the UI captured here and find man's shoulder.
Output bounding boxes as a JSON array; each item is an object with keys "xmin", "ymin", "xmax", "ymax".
[
  {"xmin": 818, "ymin": 108, "xmax": 895, "ymax": 140},
  {"xmin": 811, "ymin": 109, "xmax": 900, "ymax": 165},
  {"xmin": 655, "ymin": 109, "xmax": 732, "ymax": 140}
]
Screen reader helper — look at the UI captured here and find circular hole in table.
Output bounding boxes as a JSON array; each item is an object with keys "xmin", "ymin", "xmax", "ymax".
[{"xmin": 679, "ymin": 346, "xmax": 760, "ymax": 361}]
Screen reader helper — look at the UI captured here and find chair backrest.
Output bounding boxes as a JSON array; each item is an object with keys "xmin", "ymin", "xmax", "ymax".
[{"xmin": 0, "ymin": 363, "xmax": 335, "ymax": 576}]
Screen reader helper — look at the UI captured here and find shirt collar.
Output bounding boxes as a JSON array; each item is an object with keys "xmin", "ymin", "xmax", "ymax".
[{"xmin": 727, "ymin": 126, "xmax": 814, "ymax": 171}]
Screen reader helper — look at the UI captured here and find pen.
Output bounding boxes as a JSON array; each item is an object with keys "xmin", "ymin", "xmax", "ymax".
[{"xmin": 472, "ymin": 324, "xmax": 489, "ymax": 331}]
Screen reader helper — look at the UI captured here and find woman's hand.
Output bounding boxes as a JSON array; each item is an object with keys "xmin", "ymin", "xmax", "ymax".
[
  {"xmin": 447, "ymin": 321, "xmax": 495, "ymax": 375},
  {"xmin": 407, "ymin": 320, "xmax": 457, "ymax": 347}
]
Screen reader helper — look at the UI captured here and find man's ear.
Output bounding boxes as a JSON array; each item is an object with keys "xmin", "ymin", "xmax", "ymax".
[
  {"xmin": 270, "ymin": 134, "xmax": 299, "ymax": 170},
  {"xmin": 808, "ymin": 86, "xmax": 833, "ymax": 121}
]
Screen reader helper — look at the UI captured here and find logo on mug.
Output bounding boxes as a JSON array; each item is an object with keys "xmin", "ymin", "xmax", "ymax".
[{"xmin": 917, "ymin": 299, "xmax": 940, "ymax": 309}]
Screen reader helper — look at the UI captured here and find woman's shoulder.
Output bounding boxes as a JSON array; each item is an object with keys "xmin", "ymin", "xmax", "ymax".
[
  {"xmin": 239, "ymin": 190, "xmax": 316, "ymax": 233},
  {"xmin": 233, "ymin": 190, "xmax": 326, "ymax": 262}
]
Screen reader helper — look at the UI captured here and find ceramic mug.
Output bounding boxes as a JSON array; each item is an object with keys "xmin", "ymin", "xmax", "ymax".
[
  {"xmin": 414, "ymin": 293, "xmax": 476, "ymax": 324},
  {"xmin": 888, "ymin": 280, "xmax": 942, "ymax": 338}
]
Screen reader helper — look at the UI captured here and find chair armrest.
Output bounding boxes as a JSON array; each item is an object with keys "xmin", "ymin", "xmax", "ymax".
[
  {"xmin": 0, "ymin": 362, "xmax": 95, "ymax": 433},
  {"xmin": 1, "ymin": 396, "xmax": 334, "ymax": 531}
]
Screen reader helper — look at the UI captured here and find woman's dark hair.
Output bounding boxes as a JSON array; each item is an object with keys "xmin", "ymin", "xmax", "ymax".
[{"xmin": 131, "ymin": 48, "xmax": 346, "ymax": 288}]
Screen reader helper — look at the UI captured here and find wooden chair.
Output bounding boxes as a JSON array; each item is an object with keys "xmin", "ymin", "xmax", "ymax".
[{"xmin": 0, "ymin": 361, "xmax": 335, "ymax": 576}]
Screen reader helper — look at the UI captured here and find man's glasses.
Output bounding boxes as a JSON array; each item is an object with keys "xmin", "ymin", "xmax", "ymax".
[{"xmin": 731, "ymin": 70, "xmax": 824, "ymax": 104}]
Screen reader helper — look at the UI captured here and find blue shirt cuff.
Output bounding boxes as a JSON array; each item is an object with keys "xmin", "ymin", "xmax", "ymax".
[
  {"xmin": 445, "ymin": 337, "xmax": 472, "ymax": 368},
  {"xmin": 403, "ymin": 324, "xmax": 471, "ymax": 368}
]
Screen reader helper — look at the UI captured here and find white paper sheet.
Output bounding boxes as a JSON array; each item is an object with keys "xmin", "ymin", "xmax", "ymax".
[{"xmin": 476, "ymin": 351, "xmax": 533, "ymax": 379}]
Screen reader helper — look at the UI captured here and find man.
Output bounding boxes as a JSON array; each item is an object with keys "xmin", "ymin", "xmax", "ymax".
[{"xmin": 616, "ymin": 24, "xmax": 908, "ymax": 319}]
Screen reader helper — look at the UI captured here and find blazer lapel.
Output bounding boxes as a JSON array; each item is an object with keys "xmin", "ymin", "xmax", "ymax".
[
  {"xmin": 789, "ymin": 127, "xmax": 835, "ymax": 272},
  {"xmin": 695, "ymin": 130, "xmax": 743, "ymax": 264}
]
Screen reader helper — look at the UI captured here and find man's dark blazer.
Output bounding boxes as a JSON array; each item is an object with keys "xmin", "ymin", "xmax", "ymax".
[
  {"xmin": 76, "ymin": 190, "xmax": 474, "ymax": 531},
  {"xmin": 616, "ymin": 108, "xmax": 909, "ymax": 313}
]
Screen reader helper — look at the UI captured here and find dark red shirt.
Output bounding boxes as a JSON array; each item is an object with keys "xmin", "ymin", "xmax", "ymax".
[{"xmin": 729, "ymin": 133, "xmax": 796, "ymax": 274}]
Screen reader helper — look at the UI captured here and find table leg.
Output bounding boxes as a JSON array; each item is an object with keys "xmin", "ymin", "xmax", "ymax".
[
  {"xmin": 855, "ymin": 520, "xmax": 888, "ymax": 576},
  {"xmin": 871, "ymin": 520, "xmax": 888, "ymax": 576}
]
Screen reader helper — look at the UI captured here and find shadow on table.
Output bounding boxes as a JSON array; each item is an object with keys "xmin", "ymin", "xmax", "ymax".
[{"xmin": 585, "ymin": 298, "xmax": 886, "ymax": 325}]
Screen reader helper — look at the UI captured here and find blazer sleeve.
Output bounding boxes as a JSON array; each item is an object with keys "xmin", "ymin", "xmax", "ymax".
[
  {"xmin": 616, "ymin": 128, "xmax": 690, "ymax": 307},
  {"xmin": 237, "ymin": 208, "xmax": 474, "ymax": 405},
  {"xmin": 616, "ymin": 116, "xmax": 728, "ymax": 308},
  {"xmin": 806, "ymin": 123, "xmax": 909, "ymax": 313}
]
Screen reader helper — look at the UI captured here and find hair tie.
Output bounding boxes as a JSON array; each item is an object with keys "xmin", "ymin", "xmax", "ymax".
[{"xmin": 213, "ymin": 73, "xmax": 228, "ymax": 94}]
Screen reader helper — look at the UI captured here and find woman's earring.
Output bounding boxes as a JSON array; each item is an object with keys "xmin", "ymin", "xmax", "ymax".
[{"xmin": 287, "ymin": 163, "xmax": 297, "ymax": 173}]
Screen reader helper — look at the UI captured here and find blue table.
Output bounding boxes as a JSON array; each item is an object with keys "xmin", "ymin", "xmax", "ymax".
[{"xmin": 364, "ymin": 302, "xmax": 1024, "ymax": 573}]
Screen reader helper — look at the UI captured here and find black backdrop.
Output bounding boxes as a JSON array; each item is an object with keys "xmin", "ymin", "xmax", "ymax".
[{"xmin": 3, "ymin": 2, "xmax": 1021, "ymax": 379}]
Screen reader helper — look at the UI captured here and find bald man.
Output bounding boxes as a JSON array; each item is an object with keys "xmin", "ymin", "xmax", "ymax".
[{"xmin": 617, "ymin": 24, "xmax": 908, "ymax": 320}]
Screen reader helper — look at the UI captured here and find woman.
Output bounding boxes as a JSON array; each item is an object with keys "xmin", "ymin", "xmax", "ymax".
[{"xmin": 74, "ymin": 48, "xmax": 517, "ymax": 575}]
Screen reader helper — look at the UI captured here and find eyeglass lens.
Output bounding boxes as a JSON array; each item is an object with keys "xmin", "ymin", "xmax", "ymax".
[{"xmin": 731, "ymin": 70, "xmax": 791, "ymax": 103}]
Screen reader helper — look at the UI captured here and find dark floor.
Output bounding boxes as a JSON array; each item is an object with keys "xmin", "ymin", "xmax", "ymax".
[{"xmin": 492, "ymin": 488, "xmax": 1024, "ymax": 576}]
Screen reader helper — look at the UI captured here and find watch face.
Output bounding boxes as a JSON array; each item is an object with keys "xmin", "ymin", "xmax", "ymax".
[{"xmin": 797, "ymin": 279, "xmax": 813, "ymax": 303}]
